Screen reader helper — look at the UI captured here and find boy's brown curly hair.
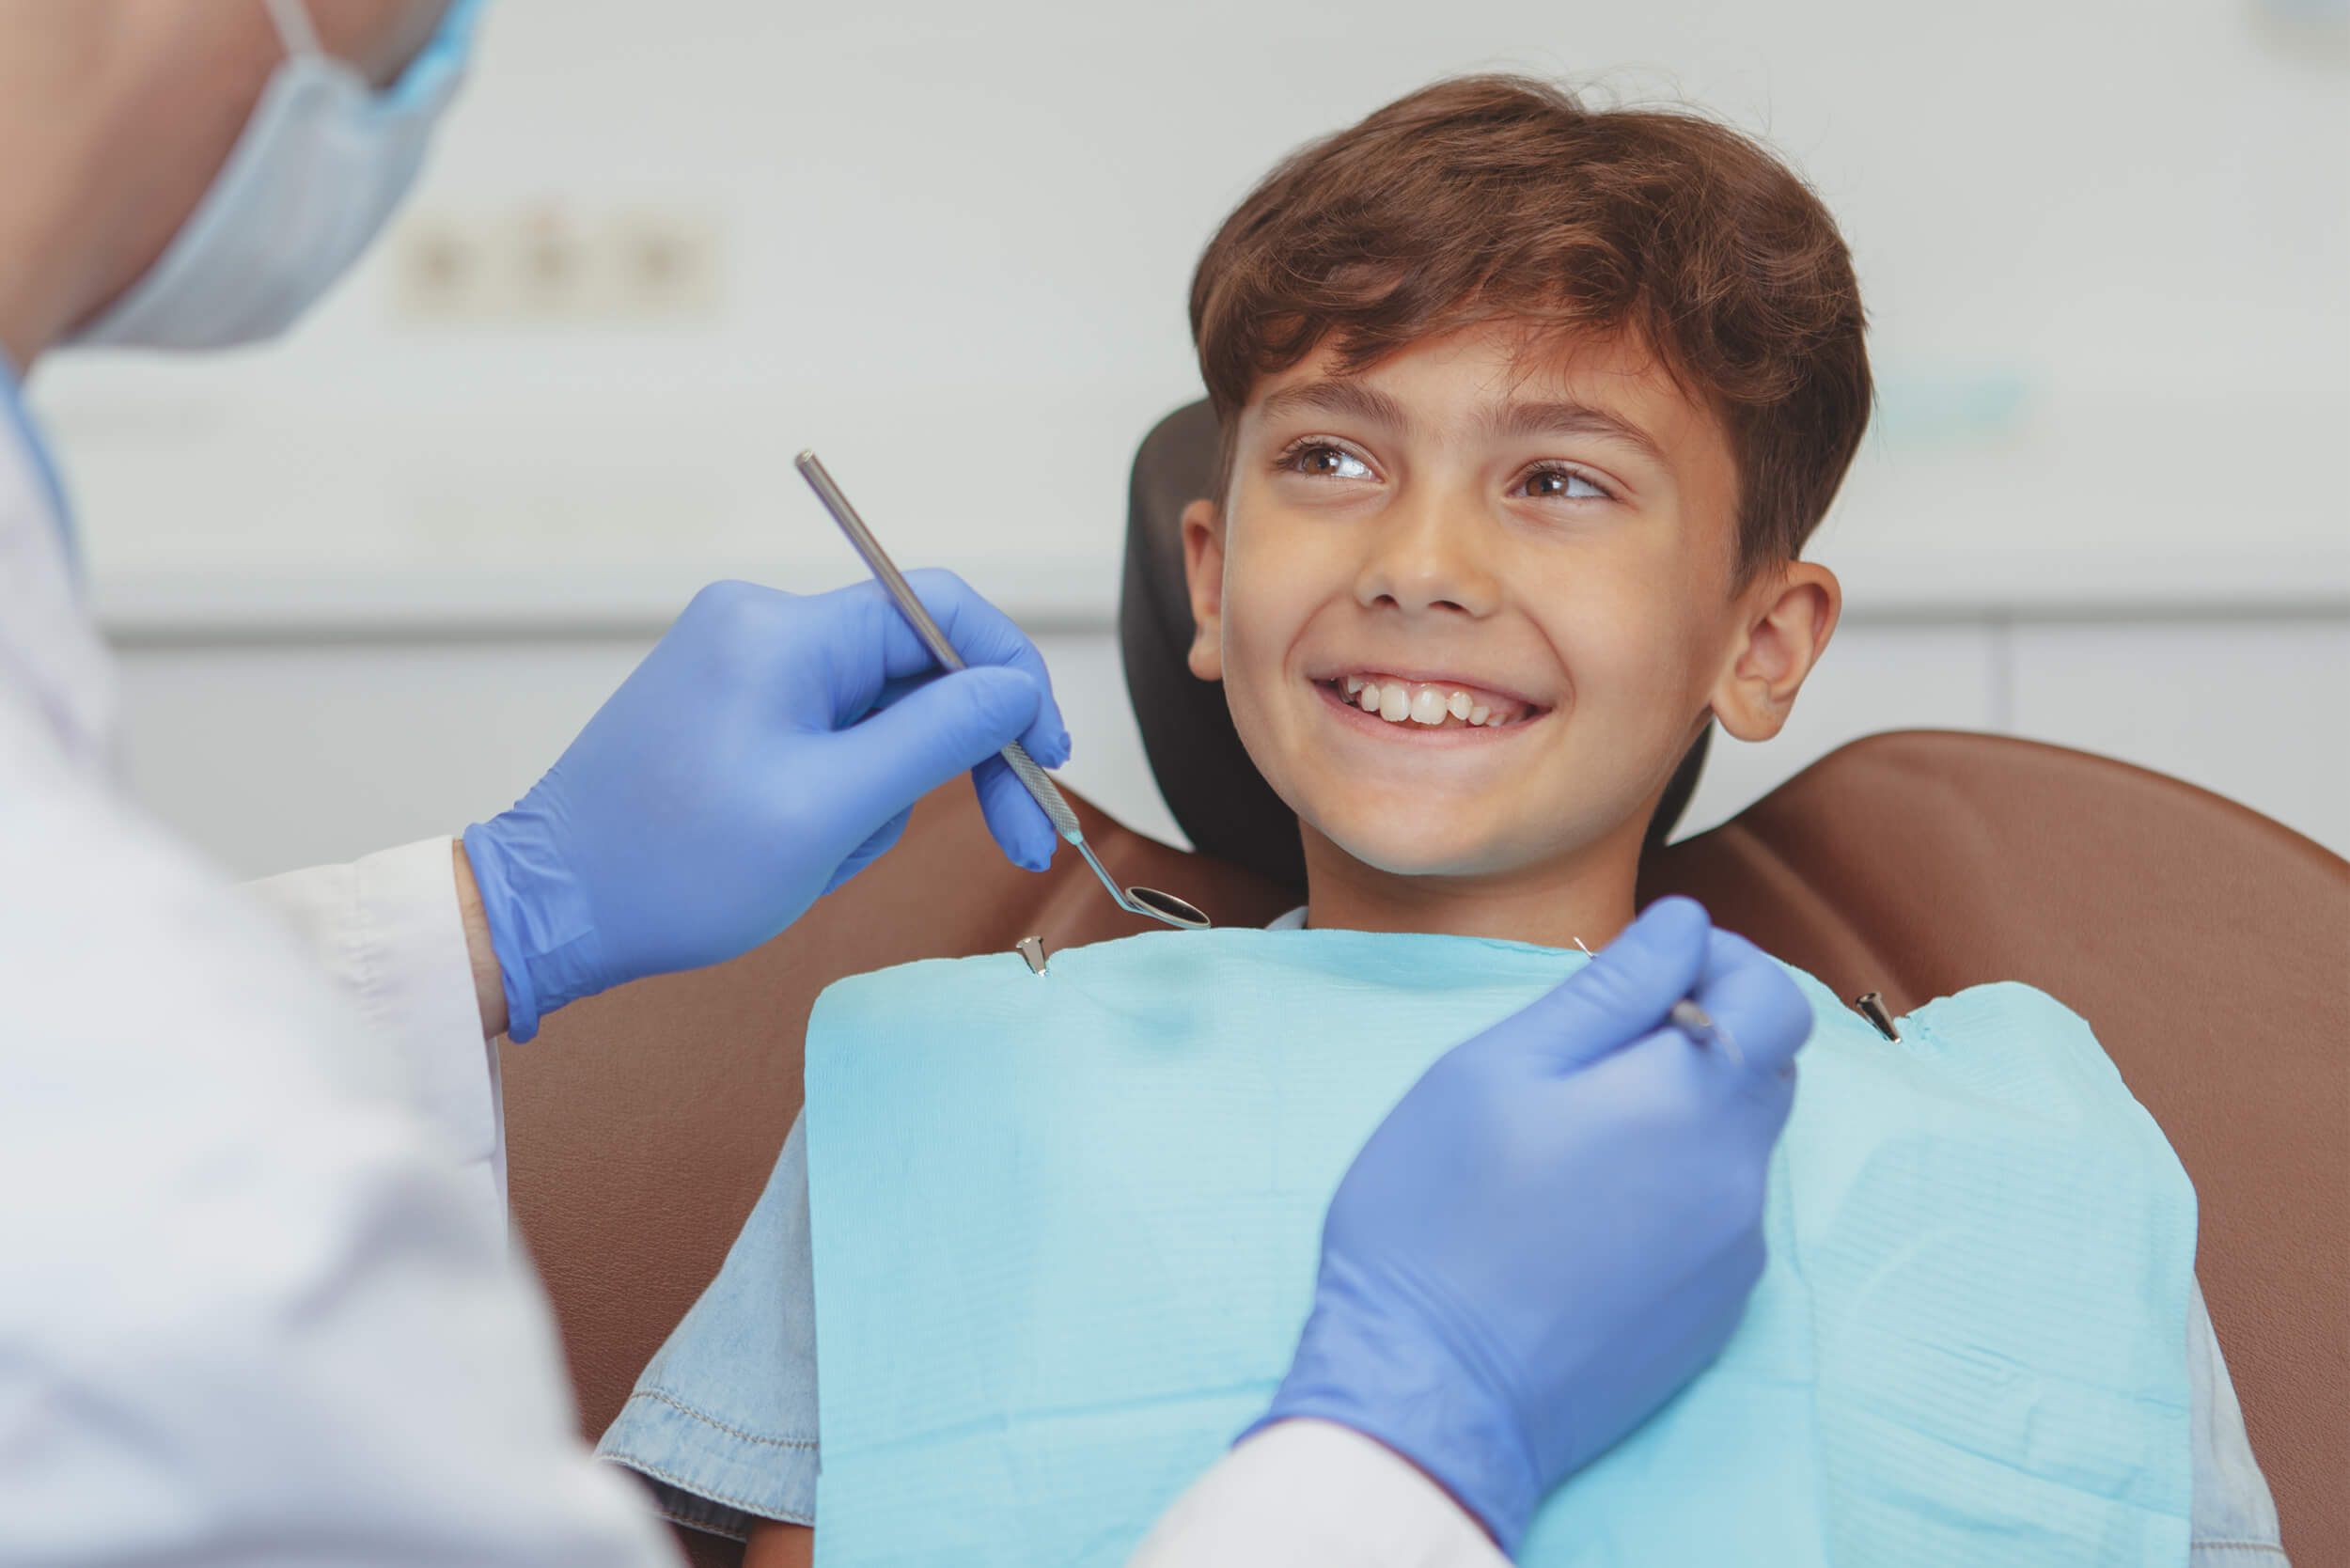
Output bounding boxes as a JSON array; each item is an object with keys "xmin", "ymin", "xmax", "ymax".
[{"xmin": 1190, "ymin": 74, "xmax": 1872, "ymax": 580}]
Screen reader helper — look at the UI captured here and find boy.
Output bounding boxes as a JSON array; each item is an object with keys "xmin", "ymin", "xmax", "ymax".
[{"xmin": 598, "ymin": 76, "xmax": 2283, "ymax": 1565}]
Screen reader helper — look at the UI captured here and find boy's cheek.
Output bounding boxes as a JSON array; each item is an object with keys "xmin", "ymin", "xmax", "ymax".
[
  {"xmin": 1536, "ymin": 566, "xmax": 1724, "ymax": 710},
  {"xmin": 1215, "ymin": 533, "xmax": 1321, "ymax": 685},
  {"xmin": 1216, "ymin": 604, "xmax": 1292, "ymax": 744}
]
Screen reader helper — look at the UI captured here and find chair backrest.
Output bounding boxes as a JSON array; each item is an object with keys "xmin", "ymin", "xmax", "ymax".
[{"xmin": 515, "ymin": 732, "xmax": 2347, "ymax": 1564}]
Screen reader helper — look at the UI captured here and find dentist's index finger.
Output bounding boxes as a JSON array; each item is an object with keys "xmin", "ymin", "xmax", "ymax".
[
  {"xmin": 971, "ymin": 753, "xmax": 1059, "ymax": 872},
  {"xmin": 845, "ymin": 570, "xmax": 1072, "ymax": 768},
  {"xmin": 906, "ymin": 570, "xmax": 1070, "ymax": 766}
]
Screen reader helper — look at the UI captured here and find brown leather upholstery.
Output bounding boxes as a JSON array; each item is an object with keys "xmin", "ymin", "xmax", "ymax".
[{"xmin": 516, "ymin": 729, "xmax": 2347, "ymax": 1564}]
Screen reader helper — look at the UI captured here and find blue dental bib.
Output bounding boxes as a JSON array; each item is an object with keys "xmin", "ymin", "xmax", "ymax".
[{"xmin": 804, "ymin": 929, "xmax": 2194, "ymax": 1566}]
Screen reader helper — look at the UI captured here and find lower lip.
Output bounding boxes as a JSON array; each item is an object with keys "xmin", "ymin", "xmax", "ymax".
[{"xmin": 1311, "ymin": 681, "xmax": 1543, "ymax": 742}]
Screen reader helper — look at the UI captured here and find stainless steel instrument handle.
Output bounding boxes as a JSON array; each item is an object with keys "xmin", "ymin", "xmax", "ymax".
[
  {"xmin": 795, "ymin": 449, "xmax": 1084, "ymax": 844},
  {"xmin": 996, "ymin": 742, "xmax": 1085, "ymax": 842}
]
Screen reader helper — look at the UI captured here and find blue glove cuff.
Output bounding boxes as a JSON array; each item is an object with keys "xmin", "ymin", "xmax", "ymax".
[
  {"xmin": 462, "ymin": 818, "xmax": 611, "ymax": 1043},
  {"xmin": 1253, "ymin": 1296, "xmax": 1542, "ymax": 1554}
]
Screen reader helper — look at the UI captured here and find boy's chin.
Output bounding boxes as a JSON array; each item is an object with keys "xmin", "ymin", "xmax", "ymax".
[
  {"xmin": 1297, "ymin": 787, "xmax": 1639, "ymax": 885},
  {"xmin": 1316, "ymin": 818, "xmax": 1541, "ymax": 881}
]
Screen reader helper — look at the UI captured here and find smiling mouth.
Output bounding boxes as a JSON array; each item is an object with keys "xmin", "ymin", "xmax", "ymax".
[{"xmin": 1316, "ymin": 673, "xmax": 1544, "ymax": 731}]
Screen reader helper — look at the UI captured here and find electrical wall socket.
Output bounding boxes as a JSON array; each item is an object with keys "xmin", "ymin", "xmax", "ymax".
[{"xmin": 394, "ymin": 206, "xmax": 722, "ymax": 322}]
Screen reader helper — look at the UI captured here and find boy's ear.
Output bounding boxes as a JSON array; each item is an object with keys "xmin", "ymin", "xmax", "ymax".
[
  {"xmin": 1180, "ymin": 497, "xmax": 1226, "ymax": 682},
  {"xmin": 1709, "ymin": 561, "xmax": 1841, "ymax": 742}
]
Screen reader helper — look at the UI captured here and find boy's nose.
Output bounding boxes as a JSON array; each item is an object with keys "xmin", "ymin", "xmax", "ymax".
[{"xmin": 1354, "ymin": 494, "xmax": 1501, "ymax": 619}]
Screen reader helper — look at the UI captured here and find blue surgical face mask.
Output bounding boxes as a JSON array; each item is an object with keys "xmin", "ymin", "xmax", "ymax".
[{"xmin": 73, "ymin": 0, "xmax": 483, "ymax": 351}]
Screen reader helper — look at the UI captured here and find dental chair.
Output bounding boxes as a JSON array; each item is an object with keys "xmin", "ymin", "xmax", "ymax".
[{"xmin": 511, "ymin": 400, "xmax": 2349, "ymax": 1566}]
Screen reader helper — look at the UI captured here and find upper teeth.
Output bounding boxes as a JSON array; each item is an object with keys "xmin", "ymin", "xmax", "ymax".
[{"xmin": 1341, "ymin": 677, "xmax": 1519, "ymax": 728}]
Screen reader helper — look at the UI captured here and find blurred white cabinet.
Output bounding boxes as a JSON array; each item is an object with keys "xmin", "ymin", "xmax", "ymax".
[
  {"xmin": 2009, "ymin": 619, "xmax": 2348, "ymax": 854},
  {"xmin": 118, "ymin": 639, "xmax": 655, "ymax": 879},
  {"xmin": 113, "ymin": 630, "xmax": 1186, "ymax": 879},
  {"xmin": 1678, "ymin": 624, "xmax": 2000, "ymax": 840},
  {"xmin": 1681, "ymin": 616, "xmax": 2346, "ymax": 854},
  {"xmin": 116, "ymin": 614, "xmax": 2345, "ymax": 882}
]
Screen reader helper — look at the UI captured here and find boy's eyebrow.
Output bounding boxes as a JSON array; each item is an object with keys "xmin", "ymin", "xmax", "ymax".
[
  {"xmin": 1486, "ymin": 400, "xmax": 1668, "ymax": 464},
  {"xmin": 1256, "ymin": 379, "xmax": 1412, "ymax": 431},
  {"xmin": 1261, "ymin": 382, "xmax": 1669, "ymax": 467}
]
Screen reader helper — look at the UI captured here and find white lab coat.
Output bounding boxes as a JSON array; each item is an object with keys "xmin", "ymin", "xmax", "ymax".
[{"xmin": 0, "ymin": 386, "xmax": 1502, "ymax": 1566}]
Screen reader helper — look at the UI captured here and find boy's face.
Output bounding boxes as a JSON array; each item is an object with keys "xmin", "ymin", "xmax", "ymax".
[{"xmin": 1183, "ymin": 323, "xmax": 1837, "ymax": 896}]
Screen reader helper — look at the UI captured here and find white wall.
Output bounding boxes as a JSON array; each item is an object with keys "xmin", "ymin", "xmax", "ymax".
[{"xmin": 35, "ymin": 0, "xmax": 2350, "ymax": 876}]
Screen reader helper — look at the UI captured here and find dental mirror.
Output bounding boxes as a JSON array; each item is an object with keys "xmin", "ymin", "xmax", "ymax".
[{"xmin": 1070, "ymin": 839, "xmax": 1213, "ymax": 931}]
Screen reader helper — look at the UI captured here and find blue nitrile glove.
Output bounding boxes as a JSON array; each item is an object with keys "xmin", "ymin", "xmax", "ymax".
[
  {"xmin": 462, "ymin": 572, "xmax": 1068, "ymax": 1042},
  {"xmin": 1256, "ymin": 897, "xmax": 1814, "ymax": 1554}
]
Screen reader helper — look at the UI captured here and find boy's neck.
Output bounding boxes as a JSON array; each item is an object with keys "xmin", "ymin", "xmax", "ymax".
[{"xmin": 1296, "ymin": 819, "xmax": 1646, "ymax": 951}]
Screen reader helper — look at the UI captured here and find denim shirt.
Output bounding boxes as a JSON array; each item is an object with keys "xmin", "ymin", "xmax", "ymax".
[{"xmin": 598, "ymin": 1110, "xmax": 824, "ymax": 1535}]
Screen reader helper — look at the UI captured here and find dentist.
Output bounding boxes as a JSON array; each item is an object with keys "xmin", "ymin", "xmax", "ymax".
[{"xmin": 0, "ymin": 3, "xmax": 1811, "ymax": 1563}]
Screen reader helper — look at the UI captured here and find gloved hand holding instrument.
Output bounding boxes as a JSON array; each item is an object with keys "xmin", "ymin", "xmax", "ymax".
[
  {"xmin": 1255, "ymin": 897, "xmax": 1815, "ymax": 1552},
  {"xmin": 462, "ymin": 571, "xmax": 1069, "ymax": 1042}
]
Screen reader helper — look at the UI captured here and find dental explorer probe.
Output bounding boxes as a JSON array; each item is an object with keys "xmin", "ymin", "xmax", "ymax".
[
  {"xmin": 793, "ymin": 450, "xmax": 1212, "ymax": 933},
  {"xmin": 1668, "ymin": 998, "xmax": 1743, "ymax": 1069},
  {"xmin": 1576, "ymin": 937, "xmax": 1741, "ymax": 1065}
]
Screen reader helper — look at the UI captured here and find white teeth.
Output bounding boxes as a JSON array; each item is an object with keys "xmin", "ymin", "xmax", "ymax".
[{"xmin": 1335, "ymin": 675, "xmax": 1527, "ymax": 729}]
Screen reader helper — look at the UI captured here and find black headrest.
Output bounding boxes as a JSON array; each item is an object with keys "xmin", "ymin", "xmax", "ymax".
[{"xmin": 1118, "ymin": 400, "xmax": 1709, "ymax": 894}]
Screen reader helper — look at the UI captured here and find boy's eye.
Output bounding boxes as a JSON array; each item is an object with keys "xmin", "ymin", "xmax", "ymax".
[
  {"xmin": 1520, "ymin": 464, "xmax": 1607, "ymax": 500},
  {"xmin": 1288, "ymin": 443, "xmax": 1373, "ymax": 480}
]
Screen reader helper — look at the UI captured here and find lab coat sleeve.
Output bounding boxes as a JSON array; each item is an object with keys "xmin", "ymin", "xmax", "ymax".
[
  {"xmin": 246, "ymin": 837, "xmax": 507, "ymax": 1224},
  {"xmin": 1129, "ymin": 1419, "xmax": 1512, "ymax": 1568},
  {"xmin": 2, "ymin": 738, "xmax": 681, "ymax": 1565}
]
